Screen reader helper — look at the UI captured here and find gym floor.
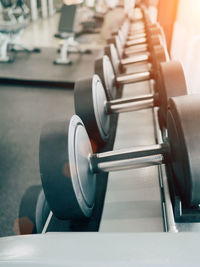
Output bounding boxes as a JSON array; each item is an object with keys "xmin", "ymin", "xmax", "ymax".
[
  {"xmin": 0, "ymin": 10, "xmax": 119, "ymax": 237},
  {"xmin": 0, "ymin": 15, "xmax": 76, "ymax": 237},
  {"xmin": 0, "ymin": 85, "xmax": 74, "ymax": 237}
]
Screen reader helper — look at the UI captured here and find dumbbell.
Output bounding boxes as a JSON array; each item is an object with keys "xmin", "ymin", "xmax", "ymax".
[
  {"xmin": 117, "ymin": 10, "xmax": 164, "ymax": 43},
  {"xmin": 109, "ymin": 26, "xmax": 167, "ymax": 66},
  {"xmin": 120, "ymin": 21, "xmax": 165, "ymax": 49},
  {"xmin": 105, "ymin": 37, "xmax": 168, "ymax": 77},
  {"xmin": 121, "ymin": 6, "xmax": 157, "ymax": 39},
  {"xmin": 125, "ymin": 29, "xmax": 167, "ymax": 59},
  {"xmin": 127, "ymin": 5, "xmax": 157, "ymax": 36},
  {"xmin": 39, "ymin": 94, "xmax": 200, "ymax": 220},
  {"xmin": 75, "ymin": 62, "xmax": 187, "ymax": 148},
  {"xmin": 105, "ymin": 43, "xmax": 142, "ymax": 74},
  {"xmin": 96, "ymin": 44, "xmax": 167, "ymax": 100},
  {"xmin": 121, "ymin": 30, "xmax": 165, "ymax": 59},
  {"xmin": 115, "ymin": 24, "xmax": 146, "ymax": 43},
  {"xmin": 109, "ymin": 24, "xmax": 164, "ymax": 60},
  {"xmin": 111, "ymin": 14, "xmax": 147, "ymax": 41}
]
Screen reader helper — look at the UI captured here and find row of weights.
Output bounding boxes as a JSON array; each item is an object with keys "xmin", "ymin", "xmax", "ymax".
[
  {"xmin": 81, "ymin": 18, "xmax": 186, "ymax": 148},
  {"xmin": 18, "ymin": 4, "xmax": 157, "ymax": 234},
  {"xmin": 39, "ymin": 8, "xmax": 200, "ymax": 222}
]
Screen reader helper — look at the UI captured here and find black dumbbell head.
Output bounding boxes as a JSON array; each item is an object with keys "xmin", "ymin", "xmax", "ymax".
[
  {"xmin": 74, "ymin": 75, "xmax": 110, "ymax": 149},
  {"xmin": 159, "ymin": 61, "xmax": 187, "ymax": 128},
  {"xmin": 167, "ymin": 95, "xmax": 200, "ymax": 206},
  {"xmin": 39, "ymin": 116, "xmax": 96, "ymax": 220}
]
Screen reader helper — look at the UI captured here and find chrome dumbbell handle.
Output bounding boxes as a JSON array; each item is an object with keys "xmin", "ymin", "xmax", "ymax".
[
  {"xmin": 106, "ymin": 94, "xmax": 154, "ymax": 114},
  {"xmin": 120, "ymin": 53, "xmax": 150, "ymax": 65},
  {"xmin": 90, "ymin": 143, "xmax": 168, "ymax": 173},
  {"xmin": 116, "ymin": 71, "xmax": 151, "ymax": 85}
]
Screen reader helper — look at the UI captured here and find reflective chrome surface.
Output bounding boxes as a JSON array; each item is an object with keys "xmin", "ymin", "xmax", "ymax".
[
  {"xmin": 116, "ymin": 71, "xmax": 151, "ymax": 84},
  {"xmin": 121, "ymin": 53, "xmax": 149, "ymax": 65},
  {"xmin": 109, "ymin": 98, "xmax": 154, "ymax": 114}
]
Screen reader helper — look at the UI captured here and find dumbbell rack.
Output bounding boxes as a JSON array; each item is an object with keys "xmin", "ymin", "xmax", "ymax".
[
  {"xmin": 100, "ymin": 62, "xmax": 200, "ymax": 232},
  {"xmin": 39, "ymin": 5, "xmax": 200, "ymax": 234},
  {"xmin": 100, "ymin": 63, "xmax": 164, "ymax": 232}
]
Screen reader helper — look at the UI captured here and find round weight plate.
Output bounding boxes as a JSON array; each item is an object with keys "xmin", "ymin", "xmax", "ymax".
[
  {"xmin": 103, "ymin": 56, "xmax": 117, "ymax": 99},
  {"xmin": 167, "ymin": 95, "xmax": 200, "ymax": 206},
  {"xmin": 152, "ymin": 44, "xmax": 167, "ymax": 74},
  {"xmin": 149, "ymin": 34, "xmax": 161, "ymax": 48},
  {"xmin": 39, "ymin": 116, "xmax": 96, "ymax": 220},
  {"xmin": 115, "ymin": 35, "xmax": 123, "ymax": 59},
  {"xmin": 95, "ymin": 58, "xmax": 107, "ymax": 96},
  {"xmin": 155, "ymin": 24, "xmax": 167, "ymax": 45},
  {"xmin": 95, "ymin": 56, "xmax": 117, "ymax": 99},
  {"xmin": 110, "ymin": 44, "xmax": 120, "ymax": 75},
  {"xmin": 118, "ymin": 30, "xmax": 126, "ymax": 47},
  {"xmin": 74, "ymin": 75, "xmax": 110, "ymax": 150},
  {"xmin": 159, "ymin": 61, "xmax": 187, "ymax": 127}
]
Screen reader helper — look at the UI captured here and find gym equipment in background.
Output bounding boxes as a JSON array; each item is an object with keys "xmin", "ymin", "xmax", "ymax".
[
  {"xmin": 0, "ymin": 0, "xmax": 40, "ymax": 63},
  {"xmin": 54, "ymin": 4, "xmax": 91, "ymax": 66},
  {"xmin": 1, "ymin": 0, "xmax": 29, "ymax": 23}
]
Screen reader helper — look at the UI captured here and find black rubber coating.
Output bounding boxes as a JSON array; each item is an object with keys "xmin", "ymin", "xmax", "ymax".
[
  {"xmin": 167, "ymin": 95, "xmax": 200, "ymax": 206},
  {"xmin": 159, "ymin": 61, "xmax": 187, "ymax": 127},
  {"xmin": 74, "ymin": 75, "xmax": 110, "ymax": 150},
  {"xmin": 39, "ymin": 117, "xmax": 96, "ymax": 220}
]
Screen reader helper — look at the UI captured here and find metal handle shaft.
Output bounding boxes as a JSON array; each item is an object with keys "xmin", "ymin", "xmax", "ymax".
[
  {"xmin": 125, "ymin": 44, "xmax": 148, "ymax": 55},
  {"xmin": 121, "ymin": 53, "xmax": 149, "ymax": 65},
  {"xmin": 90, "ymin": 144, "xmax": 169, "ymax": 173},
  {"xmin": 116, "ymin": 71, "xmax": 151, "ymax": 85},
  {"xmin": 126, "ymin": 37, "xmax": 147, "ymax": 47},
  {"xmin": 127, "ymin": 32, "xmax": 146, "ymax": 41},
  {"xmin": 107, "ymin": 98, "xmax": 154, "ymax": 114},
  {"xmin": 97, "ymin": 155, "xmax": 164, "ymax": 172}
]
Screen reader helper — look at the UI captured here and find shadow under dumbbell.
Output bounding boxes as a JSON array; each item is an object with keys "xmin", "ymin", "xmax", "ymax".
[
  {"xmin": 18, "ymin": 185, "xmax": 42, "ymax": 235},
  {"xmin": 19, "ymin": 185, "xmax": 52, "ymax": 234}
]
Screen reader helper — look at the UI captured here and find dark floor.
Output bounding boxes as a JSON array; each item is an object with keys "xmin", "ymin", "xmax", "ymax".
[
  {"xmin": 0, "ymin": 48, "xmax": 101, "ymax": 85},
  {"xmin": 0, "ymin": 84, "xmax": 74, "ymax": 237}
]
